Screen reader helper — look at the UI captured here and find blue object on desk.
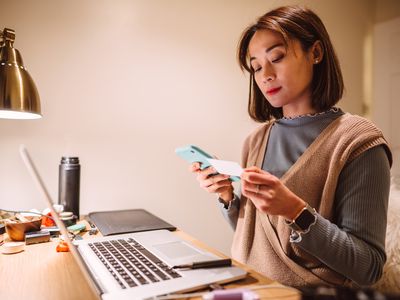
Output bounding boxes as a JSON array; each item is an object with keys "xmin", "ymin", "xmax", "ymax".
[{"xmin": 67, "ymin": 223, "xmax": 86, "ymax": 232}]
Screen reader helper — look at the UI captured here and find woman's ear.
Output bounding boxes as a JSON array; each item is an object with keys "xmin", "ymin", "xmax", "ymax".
[{"xmin": 311, "ymin": 40, "xmax": 323, "ymax": 64}]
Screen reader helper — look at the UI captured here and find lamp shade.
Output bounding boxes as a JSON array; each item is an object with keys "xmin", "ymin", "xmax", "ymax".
[{"xmin": 0, "ymin": 28, "xmax": 41, "ymax": 119}]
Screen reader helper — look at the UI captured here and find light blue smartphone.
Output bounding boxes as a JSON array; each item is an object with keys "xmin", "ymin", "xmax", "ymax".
[{"xmin": 175, "ymin": 145, "xmax": 240, "ymax": 182}]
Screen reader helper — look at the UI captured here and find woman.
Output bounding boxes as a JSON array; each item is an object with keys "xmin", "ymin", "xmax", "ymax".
[{"xmin": 190, "ymin": 6, "xmax": 392, "ymax": 288}]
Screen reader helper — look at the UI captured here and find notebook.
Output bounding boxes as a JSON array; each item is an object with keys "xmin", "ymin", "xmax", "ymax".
[
  {"xmin": 19, "ymin": 145, "xmax": 246, "ymax": 300},
  {"xmin": 88, "ymin": 209, "xmax": 176, "ymax": 236}
]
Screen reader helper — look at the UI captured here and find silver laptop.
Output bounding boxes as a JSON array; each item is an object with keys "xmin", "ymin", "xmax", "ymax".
[{"xmin": 19, "ymin": 145, "xmax": 246, "ymax": 300}]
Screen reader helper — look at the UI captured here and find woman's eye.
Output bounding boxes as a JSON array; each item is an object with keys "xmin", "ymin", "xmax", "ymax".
[
  {"xmin": 271, "ymin": 54, "xmax": 284, "ymax": 63},
  {"xmin": 252, "ymin": 66, "xmax": 261, "ymax": 73}
]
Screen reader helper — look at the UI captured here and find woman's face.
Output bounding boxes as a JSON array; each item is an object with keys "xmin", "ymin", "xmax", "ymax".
[{"xmin": 248, "ymin": 29, "xmax": 316, "ymax": 115}]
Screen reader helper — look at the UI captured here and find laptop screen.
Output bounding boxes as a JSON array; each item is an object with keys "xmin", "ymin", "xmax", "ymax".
[{"xmin": 19, "ymin": 145, "xmax": 102, "ymax": 297}]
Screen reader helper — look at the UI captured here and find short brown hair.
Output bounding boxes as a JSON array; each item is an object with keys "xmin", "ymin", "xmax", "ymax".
[{"xmin": 238, "ymin": 5, "xmax": 344, "ymax": 122}]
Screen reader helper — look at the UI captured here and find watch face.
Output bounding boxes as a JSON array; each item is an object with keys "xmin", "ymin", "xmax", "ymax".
[{"xmin": 296, "ymin": 209, "xmax": 316, "ymax": 230}]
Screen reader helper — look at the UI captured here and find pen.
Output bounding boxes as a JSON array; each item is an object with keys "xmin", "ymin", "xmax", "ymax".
[{"xmin": 172, "ymin": 258, "xmax": 232, "ymax": 269}]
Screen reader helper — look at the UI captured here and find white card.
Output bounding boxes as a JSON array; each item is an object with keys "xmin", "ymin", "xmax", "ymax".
[{"xmin": 206, "ymin": 158, "xmax": 244, "ymax": 177}]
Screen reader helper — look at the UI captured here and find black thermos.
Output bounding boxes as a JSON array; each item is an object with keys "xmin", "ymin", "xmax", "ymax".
[{"xmin": 58, "ymin": 157, "xmax": 80, "ymax": 218}]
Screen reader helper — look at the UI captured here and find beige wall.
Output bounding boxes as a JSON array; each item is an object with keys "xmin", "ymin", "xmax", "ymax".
[{"xmin": 0, "ymin": 0, "xmax": 380, "ymax": 254}]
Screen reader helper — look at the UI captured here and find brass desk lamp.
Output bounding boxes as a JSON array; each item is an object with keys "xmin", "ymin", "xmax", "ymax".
[{"xmin": 0, "ymin": 28, "xmax": 41, "ymax": 119}]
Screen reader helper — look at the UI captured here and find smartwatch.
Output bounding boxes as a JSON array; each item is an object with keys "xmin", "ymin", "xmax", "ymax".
[{"xmin": 285, "ymin": 204, "xmax": 317, "ymax": 233}]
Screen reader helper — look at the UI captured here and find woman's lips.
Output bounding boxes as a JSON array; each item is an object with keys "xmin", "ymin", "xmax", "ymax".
[{"xmin": 266, "ymin": 87, "xmax": 282, "ymax": 96}]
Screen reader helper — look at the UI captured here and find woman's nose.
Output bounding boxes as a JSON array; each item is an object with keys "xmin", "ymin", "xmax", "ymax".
[{"xmin": 262, "ymin": 68, "xmax": 275, "ymax": 83}]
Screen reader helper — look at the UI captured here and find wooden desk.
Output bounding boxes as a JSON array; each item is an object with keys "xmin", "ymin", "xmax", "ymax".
[{"xmin": 0, "ymin": 230, "xmax": 300, "ymax": 300}]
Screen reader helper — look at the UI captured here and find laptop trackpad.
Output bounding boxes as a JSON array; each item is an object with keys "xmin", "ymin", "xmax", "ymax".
[{"xmin": 154, "ymin": 241, "xmax": 204, "ymax": 259}]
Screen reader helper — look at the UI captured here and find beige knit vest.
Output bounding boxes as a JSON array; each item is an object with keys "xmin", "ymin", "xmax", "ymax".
[{"xmin": 231, "ymin": 113, "xmax": 392, "ymax": 287}]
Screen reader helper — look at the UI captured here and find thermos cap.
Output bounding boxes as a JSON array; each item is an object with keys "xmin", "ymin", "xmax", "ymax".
[{"xmin": 61, "ymin": 157, "xmax": 79, "ymax": 164}]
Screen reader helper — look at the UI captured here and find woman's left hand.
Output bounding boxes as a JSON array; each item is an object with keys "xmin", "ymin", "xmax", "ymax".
[{"xmin": 241, "ymin": 166, "xmax": 306, "ymax": 220}]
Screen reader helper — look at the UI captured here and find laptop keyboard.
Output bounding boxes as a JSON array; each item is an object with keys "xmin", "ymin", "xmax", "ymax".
[{"xmin": 88, "ymin": 238, "xmax": 181, "ymax": 289}]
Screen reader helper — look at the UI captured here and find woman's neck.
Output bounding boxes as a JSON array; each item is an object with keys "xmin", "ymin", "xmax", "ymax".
[
  {"xmin": 282, "ymin": 104, "xmax": 317, "ymax": 119},
  {"xmin": 280, "ymin": 107, "xmax": 338, "ymax": 121}
]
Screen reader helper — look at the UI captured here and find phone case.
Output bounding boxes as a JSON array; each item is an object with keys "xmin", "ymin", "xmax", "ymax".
[{"xmin": 175, "ymin": 145, "xmax": 240, "ymax": 182}]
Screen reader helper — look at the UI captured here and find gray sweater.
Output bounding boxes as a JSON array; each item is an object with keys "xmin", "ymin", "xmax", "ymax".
[{"xmin": 220, "ymin": 109, "xmax": 391, "ymax": 286}]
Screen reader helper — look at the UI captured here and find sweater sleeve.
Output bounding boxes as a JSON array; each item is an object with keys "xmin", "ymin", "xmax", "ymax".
[
  {"xmin": 292, "ymin": 145, "xmax": 390, "ymax": 286},
  {"xmin": 219, "ymin": 189, "xmax": 241, "ymax": 230}
]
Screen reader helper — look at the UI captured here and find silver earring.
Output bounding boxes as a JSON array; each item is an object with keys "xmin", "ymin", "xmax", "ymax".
[{"xmin": 314, "ymin": 59, "xmax": 319, "ymax": 63}]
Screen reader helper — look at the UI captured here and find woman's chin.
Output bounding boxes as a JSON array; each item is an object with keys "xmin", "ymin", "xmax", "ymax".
[{"xmin": 265, "ymin": 99, "xmax": 284, "ymax": 108}]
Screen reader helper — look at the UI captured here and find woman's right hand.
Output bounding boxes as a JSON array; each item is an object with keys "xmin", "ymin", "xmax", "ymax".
[{"xmin": 189, "ymin": 162, "xmax": 234, "ymax": 203}]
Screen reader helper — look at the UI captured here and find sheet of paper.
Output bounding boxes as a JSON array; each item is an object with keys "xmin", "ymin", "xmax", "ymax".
[{"xmin": 206, "ymin": 158, "xmax": 243, "ymax": 177}]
